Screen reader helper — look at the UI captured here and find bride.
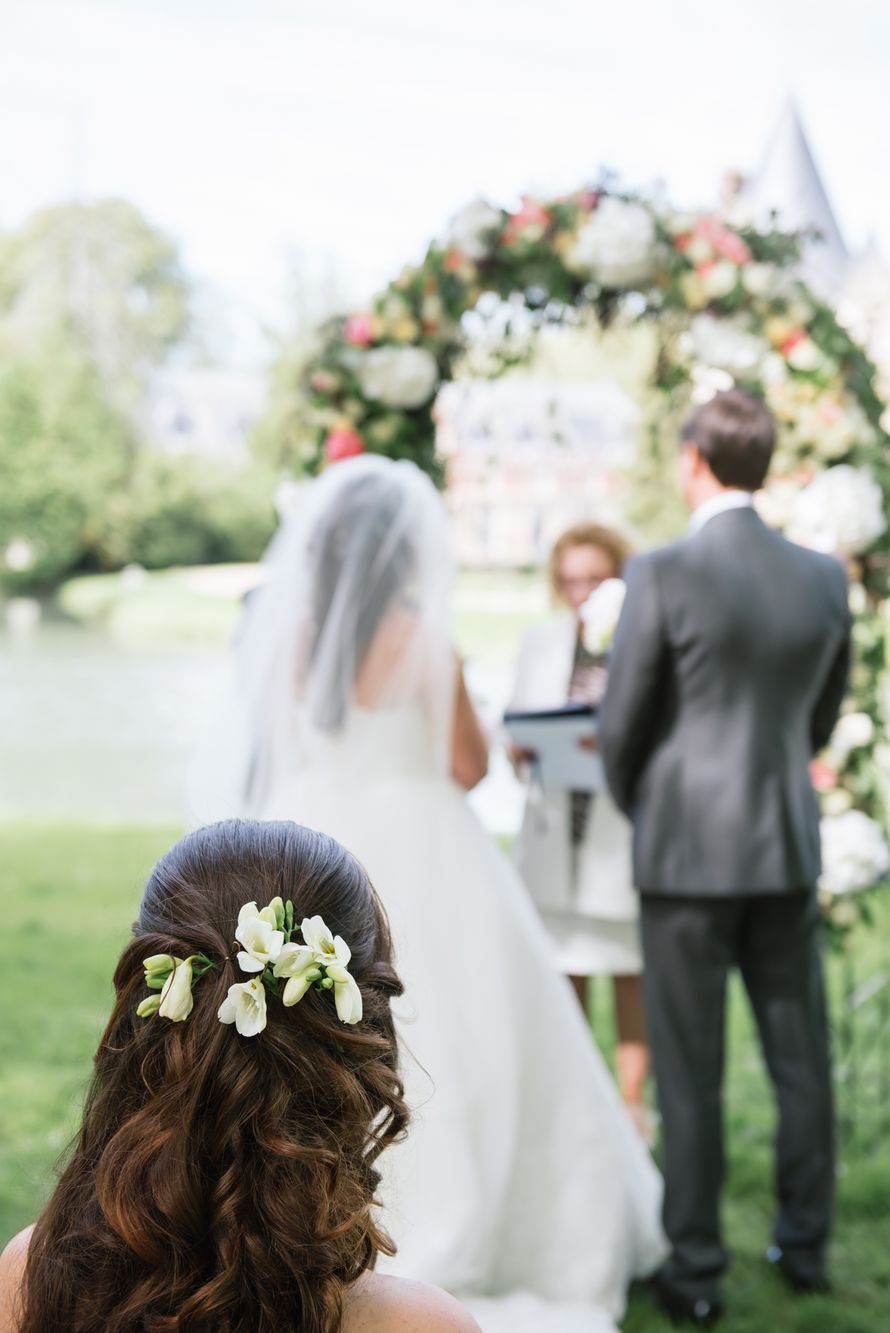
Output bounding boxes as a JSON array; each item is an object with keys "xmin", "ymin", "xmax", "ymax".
[{"xmin": 194, "ymin": 455, "xmax": 665, "ymax": 1330}]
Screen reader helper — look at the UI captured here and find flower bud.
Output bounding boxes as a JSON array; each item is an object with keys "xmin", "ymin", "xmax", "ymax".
[
  {"xmin": 158, "ymin": 957, "xmax": 195, "ymax": 1022},
  {"xmin": 136, "ymin": 994, "xmax": 161, "ymax": 1018},
  {"xmin": 268, "ymin": 896, "xmax": 286, "ymax": 930},
  {"xmin": 143, "ymin": 953, "xmax": 174, "ymax": 990},
  {"xmin": 282, "ymin": 971, "xmax": 313, "ymax": 1006}
]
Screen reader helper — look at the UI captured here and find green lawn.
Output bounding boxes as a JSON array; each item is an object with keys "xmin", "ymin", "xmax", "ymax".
[
  {"xmin": 54, "ymin": 564, "xmax": 549, "ymax": 660},
  {"xmin": 3, "ymin": 822, "xmax": 890, "ymax": 1329},
  {"xmin": 0, "ymin": 822, "xmax": 180, "ymax": 1238}
]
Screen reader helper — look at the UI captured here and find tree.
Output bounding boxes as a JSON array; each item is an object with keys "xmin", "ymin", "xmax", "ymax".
[
  {"xmin": 0, "ymin": 335, "xmax": 131, "ymax": 590},
  {"xmin": 0, "ymin": 199, "xmax": 189, "ymax": 416}
]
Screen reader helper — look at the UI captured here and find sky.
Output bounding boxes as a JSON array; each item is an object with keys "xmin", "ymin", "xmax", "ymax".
[{"xmin": 3, "ymin": 0, "xmax": 889, "ymax": 365}]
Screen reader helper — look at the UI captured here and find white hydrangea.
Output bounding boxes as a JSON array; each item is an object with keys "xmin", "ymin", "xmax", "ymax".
[
  {"xmin": 819, "ymin": 810, "xmax": 890, "ymax": 895},
  {"xmin": 447, "ymin": 197, "xmax": 503, "ymax": 260},
  {"xmin": 829, "ymin": 712, "xmax": 875, "ymax": 762},
  {"xmin": 741, "ymin": 262, "xmax": 780, "ymax": 297},
  {"xmin": 566, "ymin": 198, "xmax": 657, "ymax": 288},
  {"xmin": 788, "ymin": 465, "xmax": 887, "ymax": 555},
  {"xmin": 357, "ymin": 346, "xmax": 440, "ymax": 409},
  {"xmin": 699, "ymin": 260, "xmax": 739, "ymax": 300},
  {"xmin": 688, "ymin": 314, "xmax": 769, "ymax": 374},
  {"xmin": 580, "ymin": 578, "xmax": 627, "ymax": 654},
  {"xmin": 754, "ymin": 476, "xmax": 801, "ymax": 530}
]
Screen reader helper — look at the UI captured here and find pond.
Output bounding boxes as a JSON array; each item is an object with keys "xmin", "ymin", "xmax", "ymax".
[{"xmin": 0, "ymin": 621, "xmax": 524, "ymax": 832}]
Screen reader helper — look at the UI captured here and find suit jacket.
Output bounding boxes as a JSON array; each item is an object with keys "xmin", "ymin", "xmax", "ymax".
[{"xmin": 599, "ymin": 507, "xmax": 851, "ymax": 895}]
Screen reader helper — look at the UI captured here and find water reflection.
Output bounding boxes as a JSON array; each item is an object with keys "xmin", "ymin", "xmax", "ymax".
[
  {"xmin": 0, "ymin": 623, "xmax": 522, "ymax": 832},
  {"xmin": 0, "ymin": 623, "xmax": 223, "ymax": 822}
]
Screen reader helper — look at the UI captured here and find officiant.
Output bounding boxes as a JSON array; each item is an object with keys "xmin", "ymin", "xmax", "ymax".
[{"xmin": 508, "ymin": 522, "xmax": 650, "ymax": 1132}]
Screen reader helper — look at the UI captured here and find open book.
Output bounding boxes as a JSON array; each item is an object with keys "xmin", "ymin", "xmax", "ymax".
[{"xmin": 503, "ymin": 702, "xmax": 604, "ymax": 793}]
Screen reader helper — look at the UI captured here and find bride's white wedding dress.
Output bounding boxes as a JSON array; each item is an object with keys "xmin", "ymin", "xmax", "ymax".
[
  {"xmin": 265, "ymin": 704, "xmax": 665, "ymax": 1331},
  {"xmin": 194, "ymin": 456, "xmax": 665, "ymax": 1332}
]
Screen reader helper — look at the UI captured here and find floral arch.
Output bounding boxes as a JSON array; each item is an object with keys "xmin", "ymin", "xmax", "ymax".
[{"xmin": 301, "ymin": 186, "xmax": 890, "ymax": 927}]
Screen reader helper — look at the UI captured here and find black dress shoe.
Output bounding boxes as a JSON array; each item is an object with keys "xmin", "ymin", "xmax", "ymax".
[
  {"xmin": 652, "ymin": 1275, "xmax": 724, "ymax": 1327},
  {"xmin": 765, "ymin": 1245, "xmax": 831, "ymax": 1294}
]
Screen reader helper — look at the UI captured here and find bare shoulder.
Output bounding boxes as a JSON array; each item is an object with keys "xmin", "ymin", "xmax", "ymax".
[
  {"xmin": 344, "ymin": 1272, "xmax": 482, "ymax": 1333},
  {"xmin": 0, "ymin": 1227, "xmax": 34, "ymax": 1332}
]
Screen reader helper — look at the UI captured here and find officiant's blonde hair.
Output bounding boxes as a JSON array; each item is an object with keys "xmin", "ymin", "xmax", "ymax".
[{"xmin": 548, "ymin": 522, "xmax": 633, "ymax": 603}]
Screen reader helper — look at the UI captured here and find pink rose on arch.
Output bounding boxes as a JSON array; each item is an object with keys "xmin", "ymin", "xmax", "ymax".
[
  {"xmin": 780, "ymin": 328, "xmax": 807, "ymax": 357},
  {"xmin": 810, "ymin": 759, "xmax": 839, "ymax": 793},
  {"xmin": 310, "ymin": 370, "xmax": 339, "ymax": 394},
  {"xmin": 710, "ymin": 226, "xmax": 751, "ymax": 267},
  {"xmin": 323, "ymin": 428, "xmax": 365, "ymax": 463},
  {"xmin": 344, "ymin": 313, "xmax": 376, "ymax": 347},
  {"xmin": 502, "ymin": 195, "xmax": 552, "ymax": 245},
  {"xmin": 677, "ymin": 217, "xmax": 751, "ymax": 267}
]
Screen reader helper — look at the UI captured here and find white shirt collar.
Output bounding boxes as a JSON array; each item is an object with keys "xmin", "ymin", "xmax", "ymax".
[{"xmin": 688, "ymin": 489, "xmax": 754, "ymax": 535}]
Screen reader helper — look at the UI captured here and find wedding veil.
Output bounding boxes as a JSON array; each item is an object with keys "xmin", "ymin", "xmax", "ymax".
[{"xmin": 190, "ymin": 455, "xmax": 456, "ymax": 821}]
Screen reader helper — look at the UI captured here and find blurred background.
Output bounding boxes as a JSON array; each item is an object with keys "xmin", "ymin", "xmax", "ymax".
[{"xmin": 3, "ymin": 4, "xmax": 890, "ymax": 1326}]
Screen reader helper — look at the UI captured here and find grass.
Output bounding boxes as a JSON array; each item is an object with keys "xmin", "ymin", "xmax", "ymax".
[
  {"xmin": 3, "ymin": 822, "xmax": 890, "ymax": 1330},
  {"xmin": 0, "ymin": 822, "xmax": 180, "ymax": 1239},
  {"xmin": 56, "ymin": 568, "xmax": 243, "ymax": 645},
  {"xmin": 53, "ymin": 565, "xmax": 548, "ymax": 660}
]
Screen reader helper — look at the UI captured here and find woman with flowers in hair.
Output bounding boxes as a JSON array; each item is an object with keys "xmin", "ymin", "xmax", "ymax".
[{"xmin": 0, "ymin": 818, "xmax": 479, "ymax": 1333}]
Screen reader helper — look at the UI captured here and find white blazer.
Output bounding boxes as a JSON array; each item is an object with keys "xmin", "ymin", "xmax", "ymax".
[{"xmin": 509, "ymin": 613, "xmax": 638, "ymax": 922}]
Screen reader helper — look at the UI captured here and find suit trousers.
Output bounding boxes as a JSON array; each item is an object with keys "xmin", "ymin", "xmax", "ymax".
[{"xmin": 640, "ymin": 889, "xmax": 834, "ymax": 1300}]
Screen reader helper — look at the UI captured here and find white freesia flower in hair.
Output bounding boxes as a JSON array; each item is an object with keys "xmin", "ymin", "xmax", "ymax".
[
  {"xmin": 302, "ymin": 915, "xmax": 363, "ymax": 1024},
  {"xmin": 327, "ymin": 964, "xmax": 363, "ymax": 1024},
  {"xmin": 235, "ymin": 901, "xmax": 285, "ymax": 973},
  {"xmin": 302, "ymin": 914, "xmax": 350, "ymax": 966},
  {"xmin": 158, "ymin": 956, "xmax": 195, "ymax": 1022},
  {"xmin": 580, "ymin": 578, "xmax": 627, "ymax": 655},
  {"xmin": 274, "ymin": 940, "xmax": 322, "ymax": 1007},
  {"xmin": 819, "ymin": 810, "xmax": 890, "ymax": 896},
  {"xmin": 218, "ymin": 976, "xmax": 268, "ymax": 1037}
]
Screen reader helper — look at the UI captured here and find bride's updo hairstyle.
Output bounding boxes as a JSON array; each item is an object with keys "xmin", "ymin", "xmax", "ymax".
[{"xmin": 20, "ymin": 819, "xmax": 408, "ymax": 1333}]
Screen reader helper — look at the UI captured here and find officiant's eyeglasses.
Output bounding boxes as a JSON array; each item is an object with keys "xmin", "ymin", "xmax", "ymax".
[{"xmin": 558, "ymin": 574, "xmax": 606, "ymax": 593}]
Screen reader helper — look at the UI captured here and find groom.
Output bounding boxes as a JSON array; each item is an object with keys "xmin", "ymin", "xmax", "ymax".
[{"xmin": 600, "ymin": 389, "xmax": 850, "ymax": 1326}]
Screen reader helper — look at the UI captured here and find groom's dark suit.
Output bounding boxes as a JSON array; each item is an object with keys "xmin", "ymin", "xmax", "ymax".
[{"xmin": 600, "ymin": 503, "xmax": 850, "ymax": 1304}]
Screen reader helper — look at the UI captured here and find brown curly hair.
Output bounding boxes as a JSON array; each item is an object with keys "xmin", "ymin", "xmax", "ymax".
[
  {"xmin": 19, "ymin": 819, "xmax": 408, "ymax": 1333},
  {"xmin": 547, "ymin": 522, "xmax": 633, "ymax": 604}
]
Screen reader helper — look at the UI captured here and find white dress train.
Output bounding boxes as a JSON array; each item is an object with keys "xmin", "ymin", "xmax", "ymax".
[{"xmin": 266, "ymin": 705, "xmax": 666, "ymax": 1331}]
